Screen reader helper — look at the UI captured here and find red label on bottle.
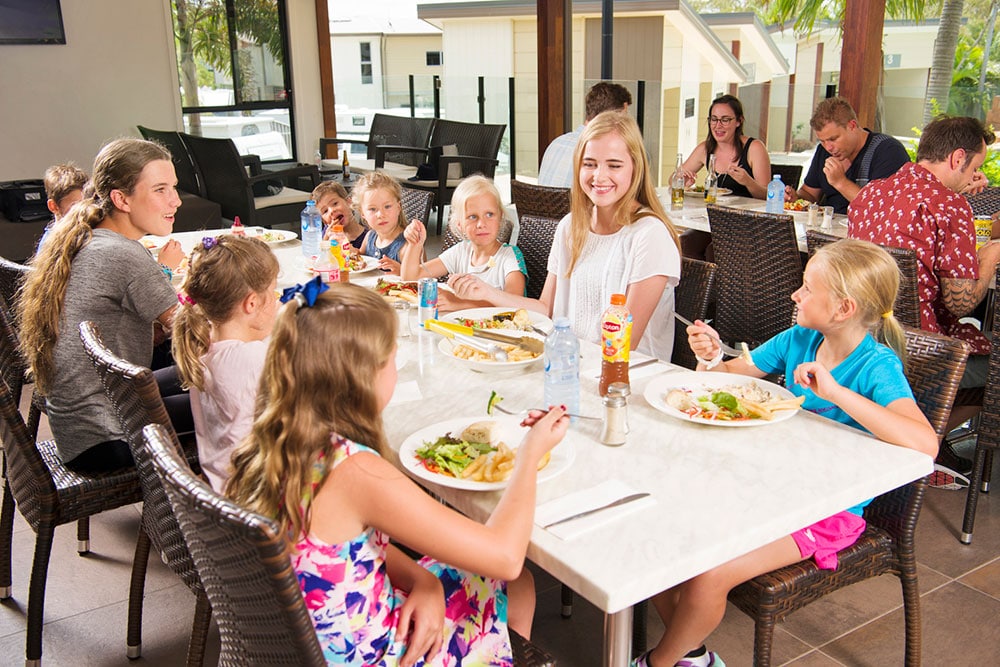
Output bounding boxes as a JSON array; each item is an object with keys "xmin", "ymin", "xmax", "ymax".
[{"xmin": 603, "ymin": 322, "xmax": 621, "ymax": 333}]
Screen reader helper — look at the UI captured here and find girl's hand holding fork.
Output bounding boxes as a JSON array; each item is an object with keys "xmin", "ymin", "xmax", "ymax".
[{"xmin": 686, "ymin": 319, "xmax": 722, "ymax": 364}]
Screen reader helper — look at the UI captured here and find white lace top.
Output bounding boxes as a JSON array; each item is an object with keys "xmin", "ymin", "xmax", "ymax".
[{"xmin": 546, "ymin": 213, "xmax": 681, "ymax": 360}]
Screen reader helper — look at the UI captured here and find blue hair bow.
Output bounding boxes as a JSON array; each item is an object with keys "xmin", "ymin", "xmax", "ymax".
[{"xmin": 280, "ymin": 276, "xmax": 328, "ymax": 307}]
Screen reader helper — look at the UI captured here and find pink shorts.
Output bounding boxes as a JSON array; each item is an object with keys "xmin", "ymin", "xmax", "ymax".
[{"xmin": 791, "ymin": 511, "xmax": 867, "ymax": 570}]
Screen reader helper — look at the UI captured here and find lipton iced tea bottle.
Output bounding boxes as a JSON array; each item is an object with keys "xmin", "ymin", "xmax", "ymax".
[
  {"xmin": 600, "ymin": 294, "xmax": 632, "ymax": 396},
  {"xmin": 328, "ymin": 239, "xmax": 346, "ymax": 270}
]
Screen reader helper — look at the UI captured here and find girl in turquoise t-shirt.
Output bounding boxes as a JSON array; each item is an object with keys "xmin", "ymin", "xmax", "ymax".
[{"xmin": 633, "ymin": 239, "xmax": 938, "ymax": 667}]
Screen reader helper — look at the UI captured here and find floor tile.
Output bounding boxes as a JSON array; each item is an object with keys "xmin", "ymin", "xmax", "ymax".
[{"xmin": 958, "ymin": 555, "xmax": 1000, "ymax": 601}]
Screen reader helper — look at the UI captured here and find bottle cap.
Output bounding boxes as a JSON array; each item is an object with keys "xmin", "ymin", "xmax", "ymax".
[
  {"xmin": 553, "ymin": 317, "xmax": 571, "ymax": 329},
  {"xmin": 232, "ymin": 216, "xmax": 242, "ymax": 227},
  {"xmin": 332, "ymin": 224, "xmax": 344, "ymax": 233},
  {"xmin": 610, "ymin": 293, "xmax": 626, "ymax": 306}
]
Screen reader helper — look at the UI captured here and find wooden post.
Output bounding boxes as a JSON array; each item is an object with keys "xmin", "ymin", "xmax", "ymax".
[
  {"xmin": 538, "ymin": 0, "xmax": 571, "ymax": 159},
  {"xmin": 759, "ymin": 80, "xmax": 771, "ymax": 145},
  {"xmin": 728, "ymin": 40, "xmax": 741, "ymax": 97},
  {"xmin": 785, "ymin": 73, "xmax": 795, "ymax": 152},
  {"xmin": 839, "ymin": 0, "xmax": 886, "ymax": 128},
  {"xmin": 315, "ymin": 0, "xmax": 337, "ymax": 145}
]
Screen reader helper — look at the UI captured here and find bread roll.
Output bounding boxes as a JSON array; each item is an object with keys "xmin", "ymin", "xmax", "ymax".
[{"xmin": 461, "ymin": 420, "xmax": 496, "ymax": 444}]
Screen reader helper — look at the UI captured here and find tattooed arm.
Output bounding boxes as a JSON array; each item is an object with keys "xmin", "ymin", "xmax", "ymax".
[{"xmin": 940, "ymin": 241, "xmax": 1000, "ymax": 317}]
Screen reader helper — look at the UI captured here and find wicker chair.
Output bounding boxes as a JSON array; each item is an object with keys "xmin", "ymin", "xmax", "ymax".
[
  {"xmin": 706, "ymin": 205, "xmax": 803, "ymax": 348},
  {"xmin": 964, "ymin": 185, "xmax": 1000, "ymax": 217},
  {"xmin": 672, "ymin": 258, "xmax": 717, "ymax": 370},
  {"xmin": 517, "ymin": 215, "xmax": 561, "ymax": 300},
  {"xmin": 728, "ymin": 325, "xmax": 969, "ymax": 667},
  {"xmin": 961, "ymin": 266, "xmax": 1000, "ymax": 544},
  {"xmin": 770, "ymin": 164, "xmax": 804, "ymax": 190},
  {"xmin": 79, "ymin": 321, "xmax": 209, "ymax": 663},
  {"xmin": 319, "ymin": 113, "xmax": 436, "ymax": 168},
  {"xmin": 0, "ymin": 306, "xmax": 143, "ymax": 665},
  {"xmin": 0, "ymin": 255, "xmax": 30, "ymax": 316},
  {"xmin": 401, "ymin": 188, "xmax": 435, "ymax": 227},
  {"xmin": 510, "ymin": 180, "xmax": 571, "ymax": 220},
  {"xmin": 805, "ymin": 229, "xmax": 921, "ymax": 329}
]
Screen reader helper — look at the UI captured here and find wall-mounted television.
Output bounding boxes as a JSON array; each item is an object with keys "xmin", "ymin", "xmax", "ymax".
[{"xmin": 0, "ymin": 0, "xmax": 66, "ymax": 45}]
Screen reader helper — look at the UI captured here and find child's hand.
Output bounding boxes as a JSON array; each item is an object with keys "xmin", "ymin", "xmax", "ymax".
[
  {"xmin": 396, "ymin": 574, "xmax": 444, "ymax": 667},
  {"xmin": 403, "ymin": 219, "xmax": 427, "ymax": 246},
  {"xmin": 518, "ymin": 406, "xmax": 569, "ymax": 463},
  {"xmin": 793, "ymin": 361, "xmax": 843, "ymax": 402},
  {"xmin": 686, "ymin": 319, "xmax": 721, "ymax": 361},
  {"xmin": 446, "ymin": 273, "xmax": 494, "ymax": 302},
  {"xmin": 158, "ymin": 239, "xmax": 184, "ymax": 270},
  {"xmin": 378, "ymin": 256, "xmax": 401, "ymax": 274}
]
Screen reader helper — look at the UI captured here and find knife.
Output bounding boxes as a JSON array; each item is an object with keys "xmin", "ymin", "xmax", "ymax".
[
  {"xmin": 542, "ymin": 492, "xmax": 651, "ymax": 529},
  {"xmin": 425, "ymin": 320, "xmax": 545, "ymax": 355}
]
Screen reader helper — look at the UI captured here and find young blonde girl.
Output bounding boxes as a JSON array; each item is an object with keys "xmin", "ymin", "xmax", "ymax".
[
  {"xmin": 226, "ymin": 283, "xmax": 567, "ymax": 666},
  {"xmin": 354, "ymin": 171, "xmax": 412, "ymax": 274},
  {"xmin": 19, "ymin": 137, "xmax": 188, "ymax": 472},
  {"xmin": 171, "ymin": 235, "xmax": 279, "ymax": 492},
  {"xmin": 400, "ymin": 175, "xmax": 526, "ymax": 311},
  {"xmin": 314, "ymin": 180, "xmax": 369, "ymax": 251},
  {"xmin": 449, "ymin": 111, "xmax": 681, "ymax": 361},
  {"xmin": 635, "ymin": 239, "xmax": 938, "ymax": 667}
]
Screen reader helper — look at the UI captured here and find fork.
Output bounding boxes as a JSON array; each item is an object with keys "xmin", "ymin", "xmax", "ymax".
[
  {"xmin": 491, "ymin": 402, "xmax": 601, "ymax": 422},
  {"xmin": 672, "ymin": 312, "xmax": 753, "ymax": 364},
  {"xmin": 467, "ymin": 256, "xmax": 497, "ymax": 275}
]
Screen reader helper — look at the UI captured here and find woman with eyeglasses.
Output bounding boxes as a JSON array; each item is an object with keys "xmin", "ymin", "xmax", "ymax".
[{"xmin": 676, "ymin": 95, "xmax": 772, "ymax": 260}]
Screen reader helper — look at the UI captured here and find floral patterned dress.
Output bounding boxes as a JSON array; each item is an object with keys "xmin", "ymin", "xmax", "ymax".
[{"xmin": 292, "ymin": 436, "xmax": 513, "ymax": 666}]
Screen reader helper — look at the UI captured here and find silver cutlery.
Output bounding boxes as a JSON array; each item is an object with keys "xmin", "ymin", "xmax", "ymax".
[
  {"xmin": 672, "ymin": 312, "xmax": 752, "ymax": 362},
  {"xmin": 490, "ymin": 402, "xmax": 601, "ymax": 422},
  {"xmin": 543, "ymin": 492, "xmax": 651, "ymax": 528}
]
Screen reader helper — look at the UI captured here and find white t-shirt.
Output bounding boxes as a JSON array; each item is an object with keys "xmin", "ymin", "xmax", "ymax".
[
  {"xmin": 438, "ymin": 242, "xmax": 527, "ymax": 291},
  {"xmin": 546, "ymin": 213, "xmax": 681, "ymax": 360},
  {"xmin": 190, "ymin": 338, "xmax": 268, "ymax": 492}
]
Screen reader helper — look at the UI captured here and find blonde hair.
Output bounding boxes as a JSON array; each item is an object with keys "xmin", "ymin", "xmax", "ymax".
[
  {"xmin": 171, "ymin": 236, "xmax": 279, "ymax": 391},
  {"xmin": 226, "ymin": 284, "xmax": 396, "ymax": 541},
  {"xmin": 566, "ymin": 111, "xmax": 679, "ymax": 275},
  {"xmin": 351, "ymin": 171, "xmax": 408, "ymax": 232},
  {"xmin": 447, "ymin": 174, "xmax": 507, "ymax": 239},
  {"xmin": 811, "ymin": 239, "xmax": 907, "ymax": 362},
  {"xmin": 19, "ymin": 138, "xmax": 172, "ymax": 395},
  {"xmin": 43, "ymin": 163, "xmax": 89, "ymax": 207}
]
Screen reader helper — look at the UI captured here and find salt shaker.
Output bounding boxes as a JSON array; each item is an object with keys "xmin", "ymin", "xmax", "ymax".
[{"xmin": 600, "ymin": 382, "xmax": 630, "ymax": 446}]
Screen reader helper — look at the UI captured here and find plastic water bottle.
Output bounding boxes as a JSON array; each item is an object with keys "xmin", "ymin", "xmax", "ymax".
[
  {"xmin": 301, "ymin": 199, "xmax": 322, "ymax": 258},
  {"xmin": 544, "ymin": 318, "xmax": 580, "ymax": 420},
  {"xmin": 766, "ymin": 175, "xmax": 784, "ymax": 214}
]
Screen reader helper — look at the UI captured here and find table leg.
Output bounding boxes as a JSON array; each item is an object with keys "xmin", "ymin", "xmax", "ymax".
[{"xmin": 603, "ymin": 606, "xmax": 633, "ymax": 667}]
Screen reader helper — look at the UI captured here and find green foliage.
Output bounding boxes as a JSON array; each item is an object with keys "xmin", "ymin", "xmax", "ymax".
[{"xmin": 906, "ymin": 124, "xmax": 1000, "ymax": 186}]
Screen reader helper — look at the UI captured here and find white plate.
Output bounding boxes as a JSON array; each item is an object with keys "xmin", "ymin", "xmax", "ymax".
[
  {"xmin": 349, "ymin": 255, "xmax": 380, "ymax": 274},
  {"xmin": 398, "ymin": 415, "xmax": 575, "ymax": 491},
  {"xmin": 248, "ymin": 228, "xmax": 297, "ymax": 245},
  {"xmin": 643, "ymin": 371, "xmax": 800, "ymax": 427},
  {"xmin": 139, "ymin": 236, "xmax": 169, "ymax": 254},
  {"xmin": 684, "ymin": 187, "xmax": 732, "ymax": 198},
  {"xmin": 436, "ymin": 334, "xmax": 544, "ymax": 373},
  {"xmin": 445, "ymin": 307, "xmax": 554, "ymax": 335}
]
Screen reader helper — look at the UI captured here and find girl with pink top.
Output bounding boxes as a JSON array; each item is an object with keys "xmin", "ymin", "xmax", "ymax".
[{"xmin": 172, "ymin": 235, "xmax": 279, "ymax": 491}]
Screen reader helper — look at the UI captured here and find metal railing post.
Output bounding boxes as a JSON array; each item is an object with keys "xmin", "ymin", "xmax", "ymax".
[
  {"xmin": 508, "ymin": 76, "xmax": 516, "ymax": 178},
  {"xmin": 636, "ymin": 80, "xmax": 645, "ymax": 134},
  {"xmin": 478, "ymin": 76, "xmax": 486, "ymax": 124},
  {"xmin": 408, "ymin": 75, "xmax": 416, "ymax": 117},
  {"xmin": 433, "ymin": 75, "xmax": 441, "ymax": 119}
]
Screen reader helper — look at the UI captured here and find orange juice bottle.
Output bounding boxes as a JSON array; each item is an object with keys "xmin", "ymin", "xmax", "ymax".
[{"xmin": 600, "ymin": 294, "xmax": 632, "ymax": 396}]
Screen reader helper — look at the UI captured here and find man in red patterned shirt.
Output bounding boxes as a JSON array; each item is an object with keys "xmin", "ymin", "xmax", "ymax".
[{"xmin": 848, "ymin": 116, "xmax": 999, "ymax": 458}]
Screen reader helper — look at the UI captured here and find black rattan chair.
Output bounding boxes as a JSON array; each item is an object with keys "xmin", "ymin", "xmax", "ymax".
[
  {"xmin": 0, "ymin": 305, "xmax": 143, "ymax": 665},
  {"xmin": 707, "ymin": 204, "xmax": 803, "ymax": 348},
  {"xmin": 770, "ymin": 164, "xmax": 804, "ymax": 190},
  {"xmin": 510, "ymin": 180, "xmax": 571, "ymax": 220},
  {"xmin": 80, "ymin": 321, "xmax": 209, "ymax": 663},
  {"xmin": 728, "ymin": 325, "xmax": 968, "ymax": 667},
  {"xmin": 136, "ymin": 126, "xmax": 223, "ymax": 231},
  {"xmin": 401, "ymin": 188, "xmax": 435, "ymax": 227},
  {"xmin": 672, "ymin": 258, "xmax": 717, "ymax": 370},
  {"xmin": 806, "ymin": 229, "xmax": 921, "ymax": 329},
  {"xmin": 0, "ymin": 255, "xmax": 30, "ymax": 317},
  {"xmin": 320, "ymin": 113, "xmax": 436, "ymax": 168},
  {"xmin": 517, "ymin": 215, "xmax": 561, "ymax": 300},
  {"xmin": 965, "ymin": 185, "xmax": 1000, "ymax": 217}
]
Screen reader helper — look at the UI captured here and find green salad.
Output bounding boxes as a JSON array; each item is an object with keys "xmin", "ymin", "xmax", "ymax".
[{"xmin": 414, "ymin": 435, "xmax": 495, "ymax": 478}]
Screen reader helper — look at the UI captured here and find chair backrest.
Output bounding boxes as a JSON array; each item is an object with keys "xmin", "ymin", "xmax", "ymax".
[
  {"xmin": 965, "ymin": 186, "xmax": 1000, "ymax": 218},
  {"xmin": 975, "ymin": 267, "xmax": 1000, "ymax": 466},
  {"xmin": 805, "ymin": 230, "xmax": 921, "ymax": 329},
  {"xmin": 517, "ymin": 214, "xmax": 561, "ymax": 300},
  {"xmin": 707, "ymin": 204, "xmax": 803, "ymax": 347},
  {"xmin": 180, "ymin": 133, "xmax": 255, "ymax": 223},
  {"xmin": 78, "ymin": 321, "xmax": 200, "ymax": 590},
  {"xmin": 370, "ymin": 114, "xmax": 436, "ymax": 166},
  {"xmin": 430, "ymin": 119, "xmax": 506, "ymax": 178},
  {"xmin": 401, "ymin": 188, "xmax": 435, "ymax": 225},
  {"xmin": 0, "ymin": 297, "xmax": 27, "ymax": 410},
  {"xmin": 137, "ymin": 125, "xmax": 205, "ymax": 197},
  {"xmin": 770, "ymin": 163, "xmax": 804, "ymax": 190},
  {"xmin": 0, "ymin": 256, "xmax": 31, "ymax": 318},
  {"xmin": 672, "ymin": 258, "xmax": 717, "ymax": 370},
  {"xmin": 510, "ymin": 180, "xmax": 571, "ymax": 220},
  {"xmin": 902, "ymin": 325, "xmax": 969, "ymax": 440},
  {"xmin": 143, "ymin": 423, "xmax": 326, "ymax": 665}
]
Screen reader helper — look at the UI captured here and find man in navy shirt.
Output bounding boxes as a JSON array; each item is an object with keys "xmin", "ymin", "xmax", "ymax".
[{"xmin": 786, "ymin": 97, "xmax": 910, "ymax": 214}]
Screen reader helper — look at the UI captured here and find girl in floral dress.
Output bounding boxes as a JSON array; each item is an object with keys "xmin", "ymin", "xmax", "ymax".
[{"xmin": 226, "ymin": 281, "xmax": 568, "ymax": 666}]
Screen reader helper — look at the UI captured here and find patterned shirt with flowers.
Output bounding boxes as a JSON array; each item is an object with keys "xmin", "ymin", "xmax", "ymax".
[{"xmin": 847, "ymin": 161, "xmax": 989, "ymax": 355}]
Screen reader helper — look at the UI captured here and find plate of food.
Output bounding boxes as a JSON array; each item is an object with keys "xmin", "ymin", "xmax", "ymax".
[
  {"xmin": 140, "ymin": 236, "xmax": 169, "ymax": 254},
  {"xmin": 398, "ymin": 415, "xmax": 575, "ymax": 491},
  {"xmin": 644, "ymin": 371, "xmax": 804, "ymax": 427},
  {"xmin": 784, "ymin": 199, "xmax": 811, "ymax": 212},
  {"xmin": 445, "ymin": 307, "xmax": 553, "ymax": 335},
  {"xmin": 247, "ymin": 228, "xmax": 297, "ymax": 245},
  {"xmin": 347, "ymin": 254, "xmax": 380, "ymax": 274},
  {"xmin": 374, "ymin": 276, "xmax": 420, "ymax": 304},
  {"xmin": 684, "ymin": 186, "xmax": 733, "ymax": 198},
  {"xmin": 437, "ymin": 330, "xmax": 544, "ymax": 373}
]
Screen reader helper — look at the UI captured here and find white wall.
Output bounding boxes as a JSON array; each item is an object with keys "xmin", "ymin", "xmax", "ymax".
[
  {"xmin": 331, "ymin": 34, "xmax": 386, "ymax": 110},
  {"xmin": 440, "ymin": 18, "xmax": 513, "ymax": 124}
]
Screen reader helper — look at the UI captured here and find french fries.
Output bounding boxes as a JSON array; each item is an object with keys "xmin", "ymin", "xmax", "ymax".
[
  {"xmin": 459, "ymin": 441, "xmax": 550, "ymax": 483},
  {"xmin": 742, "ymin": 395, "xmax": 805, "ymax": 420}
]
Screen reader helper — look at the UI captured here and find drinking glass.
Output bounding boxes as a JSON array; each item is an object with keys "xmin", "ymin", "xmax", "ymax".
[
  {"xmin": 394, "ymin": 301, "xmax": 411, "ymax": 338},
  {"xmin": 807, "ymin": 204, "xmax": 819, "ymax": 227},
  {"xmin": 821, "ymin": 206, "xmax": 834, "ymax": 229}
]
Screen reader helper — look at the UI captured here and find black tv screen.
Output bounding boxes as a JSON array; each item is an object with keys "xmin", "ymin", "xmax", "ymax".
[{"xmin": 0, "ymin": 0, "xmax": 66, "ymax": 45}]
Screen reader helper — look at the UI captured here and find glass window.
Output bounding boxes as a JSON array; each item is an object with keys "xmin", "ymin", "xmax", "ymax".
[
  {"xmin": 426, "ymin": 51, "xmax": 442, "ymax": 67},
  {"xmin": 171, "ymin": 0, "xmax": 296, "ymax": 162},
  {"xmin": 360, "ymin": 42, "xmax": 373, "ymax": 84}
]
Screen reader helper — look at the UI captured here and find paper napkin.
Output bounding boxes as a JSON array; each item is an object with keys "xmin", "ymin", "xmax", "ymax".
[
  {"xmin": 388, "ymin": 380, "xmax": 422, "ymax": 406},
  {"xmin": 534, "ymin": 479, "xmax": 655, "ymax": 541}
]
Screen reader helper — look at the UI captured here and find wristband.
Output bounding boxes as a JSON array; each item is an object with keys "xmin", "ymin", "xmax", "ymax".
[
  {"xmin": 159, "ymin": 263, "xmax": 173, "ymax": 281},
  {"xmin": 697, "ymin": 347, "xmax": 724, "ymax": 370}
]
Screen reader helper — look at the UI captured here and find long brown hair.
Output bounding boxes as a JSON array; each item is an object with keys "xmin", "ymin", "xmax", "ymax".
[
  {"xmin": 704, "ymin": 95, "xmax": 746, "ymax": 158},
  {"xmin": 19, "ymin": 138, "xmax": 171, "ymax": 395},
  {"xmin": 226, "ymin": 284, "xmax": 396, "ymax": 540},
  {"xmin": 566, "ymin": 111, "xmax": 679, "ymax": 275},
  {"xmin": 171, "ymin": 236, "xmax": 279, "ymax": 391}
]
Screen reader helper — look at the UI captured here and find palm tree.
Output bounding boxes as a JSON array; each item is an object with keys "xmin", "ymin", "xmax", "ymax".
[{"xmin": 924, "ymin": 0, "xmax": 966, "ymax": 123}]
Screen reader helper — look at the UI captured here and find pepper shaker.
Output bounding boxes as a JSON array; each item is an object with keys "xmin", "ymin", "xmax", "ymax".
[{"xmin": 600, "ymin": 382, "xmax": 630, "ymax": 446}]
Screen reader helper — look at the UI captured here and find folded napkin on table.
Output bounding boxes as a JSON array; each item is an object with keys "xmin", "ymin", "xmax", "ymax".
[
  {"xmin": 388, "ymin": 380, "xmax": 421, "ymax": 406},
  {"xmin": 535, "ymin": 479, "xmax": 655, "ymax": 541}
]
